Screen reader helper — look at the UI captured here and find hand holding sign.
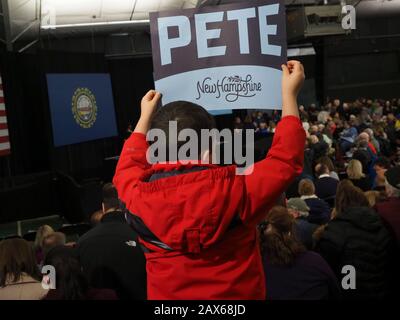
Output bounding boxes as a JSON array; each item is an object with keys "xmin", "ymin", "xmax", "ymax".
[
  {"xmin": 141, "ymin": 90, "xmax": 162, "ymax": 119},
  {"xmin": 281, "ymin": 60, "xmax": 305, "ymax": 118},
  {"xmin": 282, "ymin": 61, "xmax": 305, "ymax": 98},
  {"xmin": 135, "ymin": 90, "xmax": 162, "ymax": 134}
]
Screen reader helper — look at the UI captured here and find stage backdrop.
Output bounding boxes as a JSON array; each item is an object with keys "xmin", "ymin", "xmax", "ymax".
[
  {"xmin": 47, "ymin": 73, "xmax": 118, "ymax": 147},
  {"xmin": 150, "ymin": 0, "xmax": 287, "ymax": 111}
]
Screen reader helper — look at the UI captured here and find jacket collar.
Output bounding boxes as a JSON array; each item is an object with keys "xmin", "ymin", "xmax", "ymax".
[{"xmin": 101, "ymin": 211, "xmax": 125, "ymax": 224}]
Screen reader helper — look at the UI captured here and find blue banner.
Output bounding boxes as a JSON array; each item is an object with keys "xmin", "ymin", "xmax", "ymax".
[{"xmin": 47, "ymin": 73, "xmax": 118, "ymax": 147}]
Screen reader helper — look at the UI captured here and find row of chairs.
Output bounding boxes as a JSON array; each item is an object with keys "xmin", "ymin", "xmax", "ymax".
[
  {"xmin": 0, "ymin": 223, "xmax": 92, "ymax": 242},
  {"xmin": 0, "ymin": 171, "xmax": 103, "ymax": 224}
]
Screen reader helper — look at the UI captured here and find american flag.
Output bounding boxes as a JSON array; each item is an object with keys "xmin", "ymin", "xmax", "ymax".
[{"xmin": 0, "ymin": 73, "xmax": 11, "ymax": 156}]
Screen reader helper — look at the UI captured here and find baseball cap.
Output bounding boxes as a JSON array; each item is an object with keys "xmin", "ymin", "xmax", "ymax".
[{"xmin": 287, "ymin": 198, "xmax": 310, "ymax": 212}]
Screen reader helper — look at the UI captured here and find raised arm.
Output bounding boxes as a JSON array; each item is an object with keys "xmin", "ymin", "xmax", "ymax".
[
  {"xmin": 113, "ymin": 90, "xmax": 161, "ymax": 206},
  {"xmin": 242, "ymin": 61, "xmax": 306, "ymax": 225}
]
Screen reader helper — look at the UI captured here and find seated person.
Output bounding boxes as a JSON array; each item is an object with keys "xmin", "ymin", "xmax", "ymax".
[
  {"xmin": 42, "ymin": 232, "xmax": 66, "ymax": 260},
  {"xmin": 346, "ymin": 159, "xmax": 372, "ymax": 191},
  {"xmin": 260, "ymin": 206, "xmax": 340, "ymax": 300},
  {"xmin": 43, "ymin": 246, "xmax": 117, "ymax": 300},
  {"xmin": 314, "ymin": 164, "xmax": 339, "ymax": 206},
  {"xmin": 287, "ymin": 198, "xmax": 318, "ymax": 249},
  {"xmin": 298, "ymin": 179, "xmax": 331, "ymax": 224},
  {"xmin": 0, "ymin": 239, "xmax": 48, "ymax": 300}
]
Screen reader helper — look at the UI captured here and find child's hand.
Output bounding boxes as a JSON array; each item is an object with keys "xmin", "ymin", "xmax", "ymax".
[
  {"xmin": 281, "ymin": 60, "xmax": 305, "ymax": 98},
  {"xmin": 134, "ymin": 90, "xmax": 162, "ymax": 135},
  {"xmin": 141, "ymin": 90, "xmax": 162, "ymax": 120}
]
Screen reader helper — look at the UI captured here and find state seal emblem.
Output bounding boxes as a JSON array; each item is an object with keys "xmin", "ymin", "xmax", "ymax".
[{"xmin": 72, "ymin": 88, "xmax": 97, "ymax": 128}]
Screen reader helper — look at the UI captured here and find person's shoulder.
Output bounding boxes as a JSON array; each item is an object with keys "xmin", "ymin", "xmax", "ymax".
[
  {"xmin": 76, "ymin": 226, "xmax": 99, "ymax": 244},
  {"xmin": 299, "ymin": 250, "xmax": 325, "ymax": 263}
]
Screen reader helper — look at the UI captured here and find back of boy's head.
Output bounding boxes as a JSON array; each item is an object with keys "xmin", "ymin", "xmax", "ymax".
[{"xmin": 150, "ymin": 101, "xmax": 216, "ymax": 160}]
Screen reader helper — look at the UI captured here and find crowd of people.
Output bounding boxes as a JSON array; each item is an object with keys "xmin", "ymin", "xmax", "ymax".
[
  {"xmin": 0, "ymin": 61, "xmax": 399, "ymax": 300},
  {"xmin": 237, "ymin": 97, "xmax": 400, "ymax": 299},
  {"xmin": 0, "ymin": 183, "xmax": 146, "ymax": 300}
]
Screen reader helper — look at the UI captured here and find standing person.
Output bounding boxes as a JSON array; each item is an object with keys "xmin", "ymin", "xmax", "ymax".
[
  {"xmin": 113, "ymin": 61, "xmax": 306, "ymax": 299},
  {"xmin": 260, "ymin": 206, "xmax": 340, "ymax": 300},
  {"xmin": 76, "ymin": 183, "xmax": 147, "ymax": 300},
  {"xmin": 315, "ymin": 180, "xmax": 392, "ymax": 299},
  {"xmin": 0, "ymin": 239, "xmax": 48, "ymax": 300}
]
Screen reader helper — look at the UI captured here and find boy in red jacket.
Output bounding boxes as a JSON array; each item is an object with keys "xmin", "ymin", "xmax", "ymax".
[{"xmin": 113, "ymin": 61, "xmax": 306, "ymax": 299}]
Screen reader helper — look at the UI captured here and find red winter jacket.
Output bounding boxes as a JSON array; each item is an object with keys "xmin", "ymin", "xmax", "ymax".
[{"xmin": 113, "ymin": 115, "xmax": 305, "ymax": 300}]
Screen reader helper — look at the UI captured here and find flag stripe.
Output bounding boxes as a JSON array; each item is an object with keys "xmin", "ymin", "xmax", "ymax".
[
  {"xmin": 0, "ymin": 149, "xmax": 10, "ymax": 156},
  {"xmin": 0, "ymin": 141, "xmax": 10, "ymax": 151},
  {"xmin": 0, "ymin": 73, "xmax": 10, "ymax": 155}
]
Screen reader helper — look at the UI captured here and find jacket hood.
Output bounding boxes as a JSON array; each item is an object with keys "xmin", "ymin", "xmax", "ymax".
[{"xmin": 130, "ymin": 163, "xmax": 245, "ymax": 253}]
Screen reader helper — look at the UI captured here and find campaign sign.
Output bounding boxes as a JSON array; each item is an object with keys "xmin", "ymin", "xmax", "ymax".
[{"xmin": 150, "ymin": 0, "xmax": 287, "ymax": 110}]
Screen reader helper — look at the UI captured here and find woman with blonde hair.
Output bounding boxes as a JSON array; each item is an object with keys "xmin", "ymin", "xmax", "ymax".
[
  {"xmin": 34, "ymin": 225, "xmax": 54, "ymax": 264},
  {"xmin": 346, "ymin": 159, "xmax": 371, "ymax": 191}
]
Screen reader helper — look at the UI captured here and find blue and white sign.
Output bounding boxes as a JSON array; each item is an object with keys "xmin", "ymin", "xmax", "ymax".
[{"xmin": 150, "ymin": 0, "xmax": 287, "ymax": 110}]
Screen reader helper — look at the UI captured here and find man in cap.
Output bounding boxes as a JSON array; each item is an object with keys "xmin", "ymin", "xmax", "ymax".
[{"xmin": 287, "ymin": 198, "xmax": 318, "ymax": 249}]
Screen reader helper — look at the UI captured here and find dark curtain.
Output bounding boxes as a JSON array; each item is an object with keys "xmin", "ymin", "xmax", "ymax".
[{"xmin": 0, "ymin": 51, "xmax": 155, "ymax": 182}]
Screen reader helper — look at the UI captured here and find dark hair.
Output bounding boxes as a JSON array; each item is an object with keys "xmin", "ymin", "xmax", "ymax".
[
  {"xmin": 298, "ymin": 179, "xmax": 315, "ymax": 196},
  {"xmin": 260, "ymin": 206, "xmax": 305, "ymax": 266},
  {"xmin": 0, "ymin": 238, "xmax": 41, "ymax": 287},
  {"xmin": 150, "ymin": 101, "xmax": 216, "ymax": 161},
  {"xmin": 44, "ymin": 246, "xmax": 88, "ymax": 300},
  {"xmin": 102, "ymin": 183, "xmax": 119, "ymax": 211},
  {"xmin": 315, "ymin": 164, "xmax": 329, "ymax": 176},
  {"xmin": 374, "ymin": 157, "xmax": 391, "ymax": 170},
  {"xmin": 335, "ymin": 179, "xmax": 370, "ymax": 216},
  {"xmin": 316, "ymin": 156, "xmax": 336, "ymax": 172}
]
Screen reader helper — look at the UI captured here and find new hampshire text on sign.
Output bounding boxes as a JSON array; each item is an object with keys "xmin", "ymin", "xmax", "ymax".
[{"xmin": 150, "ymin": 0, "xmax": 287, "ymax": 110}]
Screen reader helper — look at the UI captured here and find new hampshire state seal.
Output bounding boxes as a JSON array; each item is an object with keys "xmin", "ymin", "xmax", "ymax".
[{"xmin": 72, "ymin": 88, "xmax": 97, "ymax": 128}]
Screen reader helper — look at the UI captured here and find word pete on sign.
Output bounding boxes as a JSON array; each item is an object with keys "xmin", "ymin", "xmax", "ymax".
[{"xmin": 150, "ymin": 0, "xmax": 287, "ymax": 111}]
